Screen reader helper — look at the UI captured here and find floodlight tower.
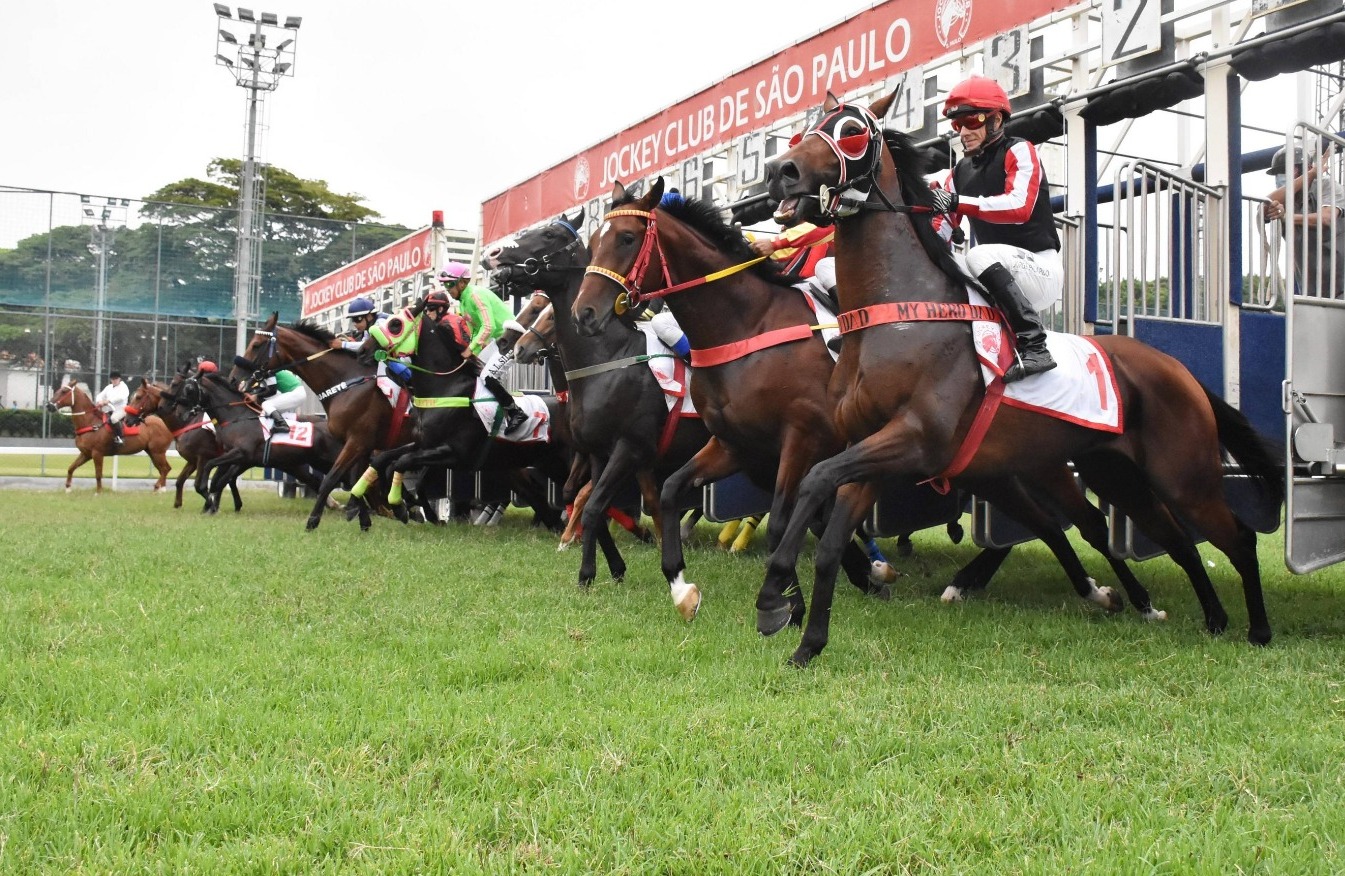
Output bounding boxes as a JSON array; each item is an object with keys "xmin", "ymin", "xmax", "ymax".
[
  {"xmin": 80, "ymin": 197, "xmax": 130, "ymax": 387},
  {"xmin": 213, "ymin": 4, "xmax": 301, "ymax": 354}
]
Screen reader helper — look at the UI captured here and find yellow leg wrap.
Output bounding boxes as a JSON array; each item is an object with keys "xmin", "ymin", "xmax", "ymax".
[
  {"xmin": 731, "ymin": 515, "xmax": 762, "ymax": 553},
  {"xmin": 717, "ymin": 519, "xmax": 742, "ymax": 549},
  {"xmin": 350, "ymin": 466, "xmax": 379, "ymax": 499},
  {"xmin": 388, "ymin": 471, "xmax": 404, "ymax": 506}
]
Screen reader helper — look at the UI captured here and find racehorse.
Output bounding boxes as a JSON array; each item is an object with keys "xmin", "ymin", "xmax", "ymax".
[
  {"xmin": 571, "ymin": 190, "xmax": 910, "ymax": 624},
  {"xmin": 46, "ymin": 377, "xmax": 173, "ymax": 493},
  {"xmin": 231, "ymin": 315, "xmax": 407, "ymax": 530},
  {"xmin": 127, "ymin": 368, "xmax": 242, "ymax": 512},
  {"xmin": 353, "ymin": 304, "xmax": 575, "ymax": 537},
  {"xmin": 486, "ymin": 210, "xmax": 716, "ymax": 618},
  {"xmin": 758, "ymin": 90, "xmax": 1283, "ymax": 663},
  {"xmin": 181, "ymin": 372, "xmax": 336, "ymax": 511}
]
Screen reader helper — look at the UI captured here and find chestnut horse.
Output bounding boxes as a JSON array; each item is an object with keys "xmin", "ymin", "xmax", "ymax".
[
  {"xmin": 46, "ymin": 377, "xmax": 172, "ymax": 493},
  {"xmin": 230, "ymin": 315, "xmax": 405, "ymax": 530},
  {"xmin": 572, "ymin": 188, "xmax": 916, "ymax": 625},
  {"xmin": 758, "ymin": 91, "xmax": 1282, "ymax": 663},
  {"xmin": 127, "ymin": 369, "xmax": 242, "ymax": 512}
]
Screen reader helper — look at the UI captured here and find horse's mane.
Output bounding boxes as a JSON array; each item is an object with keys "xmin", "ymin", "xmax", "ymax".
[
  {"xmin": 289, "ymin": 319, "xmax": 337, "ymax": 344},
  {"xmin": 882, "ymin": 129, "xmax": 975, "ymax": 287},
  {"xmin": 612, "ymin": 188, "xmax": 795, "ymax": 289}
]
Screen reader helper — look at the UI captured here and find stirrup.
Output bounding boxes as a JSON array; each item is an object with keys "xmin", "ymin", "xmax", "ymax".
[
  {"xmin": 1002, "ymin": 348, "xmax": 1056, "ymax": 383},
  {"xmin": 270, "ymin": 415, "xmax": 290, "ymax": 433}
]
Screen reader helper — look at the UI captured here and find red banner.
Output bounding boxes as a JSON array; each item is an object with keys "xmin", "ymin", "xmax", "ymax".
[
  {"xmin": 481, "ymin": 0, "xmax": 1079, "ymax": 242},
  {"xmin": 301, "ymin": 228, "xmax": 434, "ymax": 317}
]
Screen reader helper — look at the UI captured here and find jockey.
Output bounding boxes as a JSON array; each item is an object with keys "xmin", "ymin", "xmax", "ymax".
[
  {"xmin": 747, "ymin": 222, "xmax": 834, "ymax": 279},
  {"xmin": 95, "ymin": 370, "xmax": 129, "ymax": 444},
  {"xmin": 929, "ymin": 74, "xmax": 1059, "ymax": 382},
  {"xmin": 437, "ymin": 263, "xmax": 528, "ymax": 434},
  {"xmin": 332, "ymin": 296, "xmax": 389, "ymax": 353},
  {"xmin": 248, "ymin": 368, "xmax": 306, "ymax": 434}
]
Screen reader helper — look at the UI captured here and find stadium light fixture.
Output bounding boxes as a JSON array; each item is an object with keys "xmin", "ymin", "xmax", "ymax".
[{"xmin": 210, "ymin": 4, "xmax": 302, "ymax": 355}]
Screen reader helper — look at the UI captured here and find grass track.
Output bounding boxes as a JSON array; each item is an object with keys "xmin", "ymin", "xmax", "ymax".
[{"xmin": 3, "ymin": 490, "xmax": 1345, "ymax": 873}]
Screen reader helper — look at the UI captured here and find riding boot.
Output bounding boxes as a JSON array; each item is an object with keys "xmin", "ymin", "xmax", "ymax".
[
  {"xmin": 111, "ymin": 420, "xmax": 124, "ymax": 445},
  {"xmin": 269, "ymin": 411, "xmax": 290, "ymax": 433},
  {"xmin": 483, "ymin": 375, "xmax": 529, "ymax": 434},
  {"xmin": 977, "ymin": 263, "xmax": 1056, "ymax": 383}
]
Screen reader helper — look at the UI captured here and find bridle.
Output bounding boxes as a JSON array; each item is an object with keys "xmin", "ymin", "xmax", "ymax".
[
  {"xmin": 495, "ymin": 216, "xmax": 587, "ymax": 281},
  {"xmin": 583, "ymin": 208, "xmax": 770, "ymax": 315}
]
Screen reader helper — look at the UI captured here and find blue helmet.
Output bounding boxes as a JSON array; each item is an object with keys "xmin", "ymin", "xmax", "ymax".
[{"xmin": 347, "ymin": 297, "xmax": 377, "ymax": 318}]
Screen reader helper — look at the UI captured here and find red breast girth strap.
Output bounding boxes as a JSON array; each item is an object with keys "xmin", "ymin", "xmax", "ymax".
[{"xmin": 837, "ymin": 301, "xmax": 1000, "ymax": 334}]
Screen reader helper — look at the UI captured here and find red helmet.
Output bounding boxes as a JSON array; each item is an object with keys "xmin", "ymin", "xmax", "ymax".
[
  {"xmin": 424, "ymin": 290, "xmax": 451, "ymax": 307},
  {"xmin": 196, "ymin": 360, "xmax": 218, "ymax": 374},
  {"xmin": 943, "ymin": 76, "xmax": 1012, "ymax": 119}
]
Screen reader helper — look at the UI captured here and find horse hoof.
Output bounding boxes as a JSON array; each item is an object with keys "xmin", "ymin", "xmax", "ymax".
[
  {"xmin": 305, "ymin": 518, "xmax": 320, "ymax": 531},
  {"xmin": 869, "ymin": 560, "xmax": 898, "ymax": 585},
  {"xmin": 787, "ymin": 647, "xmax": 816, "ymax": 669},
  {"xmin": 868, "ymin": 583, "xmax": 893, "ymax": 602},
  {"xmin": 1090, "ymin": 583, "xmax": 1124, "ymax": 614},
  {"xmin": 344, "ymin": 502, "xmax": 363, "ymax": 522},
  {"xmin": 578, "ymin": 577, "xmax": 594, "ymax": 589},
  {"xmin": 670, "ymin": 574, "xmax": 701, "ymax": 621},
  {"xmin": 1141, "ymin": 608, "xmax": 1168, "ymax": 622},
  {"xmin": 757, "ymin": 605, "xmax": 794, "ymax": 637},
  {"xmin": 895, "ymin": 539, "xmax": 914, "ymax": 558},
  {"xmin": 1248, "ymin": 626, "xmax": 1272, "ymax": 647},
  {"xmin": 940, "ymin": 584, "xmax": 965, "ymax": 603}
]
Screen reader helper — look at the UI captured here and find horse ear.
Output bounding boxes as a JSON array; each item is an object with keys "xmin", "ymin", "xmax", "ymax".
[
  {"xmin": 567, "ymin": 205, "xmax": 585, "ymax": 226},
  {"xmin": 611, "ymin": 181, "xmax": 627, "ymax": 203},
  {"xmin": 265, "ymin": 312, "xmax": 278, "ymax": 329},
  {"xmin": 870, "ymin": 84, "xmax": 900, "ymax": 123},
  {"xmin": 824, "ymin": 91, "xmax": 840, "ymax": 111},
  {"xmin": 648, "ymin": 177, "xmax": 666, "ymax": 206}
]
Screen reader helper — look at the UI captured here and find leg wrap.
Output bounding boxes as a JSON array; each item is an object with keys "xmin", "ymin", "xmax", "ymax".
[
  {"xmin": 350, "ymin": 466, "xmax": 379, "ymax": 499},
  {"xmin": 388, "ymin": 471, "xmax": 404, "ymax": 506}
]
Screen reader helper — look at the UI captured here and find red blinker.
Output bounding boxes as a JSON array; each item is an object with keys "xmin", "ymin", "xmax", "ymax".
[{"xmin": 838, "ymin": 133, "xmax": 870, "ymax": 159}]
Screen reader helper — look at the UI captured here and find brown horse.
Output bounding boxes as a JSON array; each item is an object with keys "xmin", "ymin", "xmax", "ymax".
[
  {"xmin": 128, "ymin": 369, "xmax": 243, "ymax": 512},
  {"xmin": 758, "ymin": 91, "xmax": 1283, "ymax": 663},
  {"xmin": 230, "ymin": 314, "xmax": 406, "ymax": 530},
  {"xmin": 46, "ymin": 377, "xmax": 173, "ymax": 493}
]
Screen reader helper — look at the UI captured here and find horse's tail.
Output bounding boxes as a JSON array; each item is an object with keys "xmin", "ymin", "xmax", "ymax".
[{"xmin": 1202, "ymin": 384, "xmax": 1285, "ymax": 507}]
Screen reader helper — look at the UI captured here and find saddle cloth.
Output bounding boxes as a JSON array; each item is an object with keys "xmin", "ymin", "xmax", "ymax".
[
  {"xmin": 966, "ymin": 288, "xmax": 1122, "ymax": 433},
  {"xmin": 635, "ymin": 323, "xmax": 699, "ymax": 416},
  {"xmin": 262, "ymin": 417, "xmax": 317, "ymax": 446},
  {"xmin": 376, "ymin": 375, "xmax": 403, "ymax": 409},
  {"xmin": 471, "ymin": 379, "xmax": 554, "ymax": 443}
]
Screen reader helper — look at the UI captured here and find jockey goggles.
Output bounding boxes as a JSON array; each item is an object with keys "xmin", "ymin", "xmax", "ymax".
[{"xmin": 949, "ymin": 110, "xmax": 993, "ymax": 132}]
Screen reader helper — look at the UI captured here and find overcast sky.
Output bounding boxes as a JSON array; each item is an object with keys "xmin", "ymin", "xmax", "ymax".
[{"xmin": 1, "ymin": 0, "xmax": 881, "ymax": 234}]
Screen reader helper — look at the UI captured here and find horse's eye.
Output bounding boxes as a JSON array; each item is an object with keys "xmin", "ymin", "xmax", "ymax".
[
  {"xmin": 833, "ymin": 117, "xmax": 866, "ymax": 140},
  {"xmin": 618, "ymin": 232, "xmax": 637, "ymax": 247}
]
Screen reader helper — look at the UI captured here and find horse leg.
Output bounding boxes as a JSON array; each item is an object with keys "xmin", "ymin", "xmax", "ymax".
[
  {"xmin": 65, "ymin": 451, "xmax": 90, "ymax": 492},
  {"xmin": 835, "ymin": 518, "xmax": 892, "ymax": 599},
  {"xmin": 560, "ymin": 478, "xmax": 592, "ymax": 550},
  {"xmin": 305, "ymin": 443, "xmax": 371, "ymax": 531},
  {"xmin": 791, "ymin": 481, "xmax": 879, "ymax": 668},
  {"xmin": 634, "ymin": 469, "xmax": 660, "ymax": 544},
  {"xmin": 577, "ymin": 449, "xmax": 636, "ymax": 586},
  {"xmin": 152, "ymin": 449, "xmax": 172, "ymax": 492},
  {"xmin": 1078, "ymin": 451, "xmax": 1236, "ymax": 640},
  {"xmin": 228, "ymin": 476, "xmax": 244, "ymax": 512},
  {"xmin": 942, "ymin": 546, "xmax": 1014, "ymax": 599},
  {"xmin": 92, "ymin": 454, "xmax": 104, "ymax": 494},
  {"xmin": 1037, "ymin": 462, "xmax": 1166, "ymax": 621},
  {"xmin": 659, "ymin": 437, "xmax": 740, "ymax": 622},
  {"xmin": 175, "ymin": 459, "xmax": 196, "ymax": 508},
  {"xmin": 969, "ymin": 476, "xmax": 1122, "ymax": 612}
]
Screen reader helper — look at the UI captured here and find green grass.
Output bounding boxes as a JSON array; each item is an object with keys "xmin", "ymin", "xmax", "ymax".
[
  {"xmin": 3, "ymin": 491, "xmax": 1345, "ymax": 873},
  {"xmin": 0, "ymin": 454, "xmax": 267, "ymax": 481}
]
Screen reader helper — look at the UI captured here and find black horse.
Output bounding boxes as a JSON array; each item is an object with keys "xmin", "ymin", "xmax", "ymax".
[
  {"xmin": 352, "ymin": 303, "xmax": 574, "ymax": 536},
  {"xmin": 181, "ymin": 373, "xmax": 338, "ymax": 513},
  {"xmin": 485, "ymin": 209, "xmax": 715, "ymax": 619}
]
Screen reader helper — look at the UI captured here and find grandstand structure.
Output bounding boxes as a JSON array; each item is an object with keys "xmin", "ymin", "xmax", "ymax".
[{"xmin": 478, "ymin": 0, "xmax": 1345, "ymax": 573}]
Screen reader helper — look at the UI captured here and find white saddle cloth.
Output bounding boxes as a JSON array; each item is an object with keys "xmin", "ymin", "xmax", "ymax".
[
  {"xmin": 471, "ymin": 380, "xmax": 554, "ymax": 443},
  {"xmin": 966, "ymin": 287, "xmax": 1121, "ymax": 432},
  {"xmin": 636, "ymin": 323, "xmax": 698, "ymax": 415}
]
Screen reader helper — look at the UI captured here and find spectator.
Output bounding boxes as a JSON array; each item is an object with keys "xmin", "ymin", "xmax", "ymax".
[{"xmin": 1263, "ymin": 145, "xmax": 1345, "ymax": 299}]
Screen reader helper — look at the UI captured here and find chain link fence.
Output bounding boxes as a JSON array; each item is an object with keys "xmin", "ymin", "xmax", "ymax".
[{"xmin": 0, "ymin": 185, "xmax": 410, "ymax": 435}]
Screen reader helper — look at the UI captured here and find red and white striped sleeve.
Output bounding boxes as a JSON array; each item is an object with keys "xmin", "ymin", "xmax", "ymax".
[
  {"xmin": 954, "ymin": 140, "xmax": 1042, "ymax": 224},
  {"xmin": 929, "ymin": 171, "xmax": 958, "ymax": 245}
]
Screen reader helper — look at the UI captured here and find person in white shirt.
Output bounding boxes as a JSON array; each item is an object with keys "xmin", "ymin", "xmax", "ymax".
[{"xmin": 95, "ymin": 370, "xmax": 130, "ymax": 444}]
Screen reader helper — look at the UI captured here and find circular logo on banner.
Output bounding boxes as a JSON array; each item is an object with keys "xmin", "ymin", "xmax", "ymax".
[
  {"xmin": 574, "ymin": 156, "xmax": 591, "ymax": 201},
  {"xmin": 935, "ymin": 0, "xmax": 972, "ymax": 49}
]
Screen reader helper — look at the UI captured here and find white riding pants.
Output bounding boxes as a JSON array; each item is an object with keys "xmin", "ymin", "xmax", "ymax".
[
  {"xmin": 261, "ymin": 387, "xmax": 306, "ymax": 416},
  {"xmin": 960, "ymin": 244, "xmax": 1064, "ymax": 312}
]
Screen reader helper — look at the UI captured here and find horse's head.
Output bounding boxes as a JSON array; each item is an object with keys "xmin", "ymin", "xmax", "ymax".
[
  {"xmin": 484, "ymin": 207, "xmax": 588, "ymax": 296},
  {"xmin": 496, "ymin": 291, "xmax": 551, "ymax": 356},
  {"xmin": 46, "ymin": 378, "xmax": 79, "ymax": 413},
  {"xmin": 126, "ymin": 378, "xmax": 162, "ymax": 420},
  {"xmin": 765, "ymin": 90, "xmax": 899, "ymax": 226},
  {"xmin": 572, "ymin": 179, "xmax": 666, "ymax": 336},
  {"xmin": 230, "ymin": 312, "xmax": 281, "ymax": 385},
  {"xmin": 514, "ymin": 303, "xmax": 557, "ymax": 365}
]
